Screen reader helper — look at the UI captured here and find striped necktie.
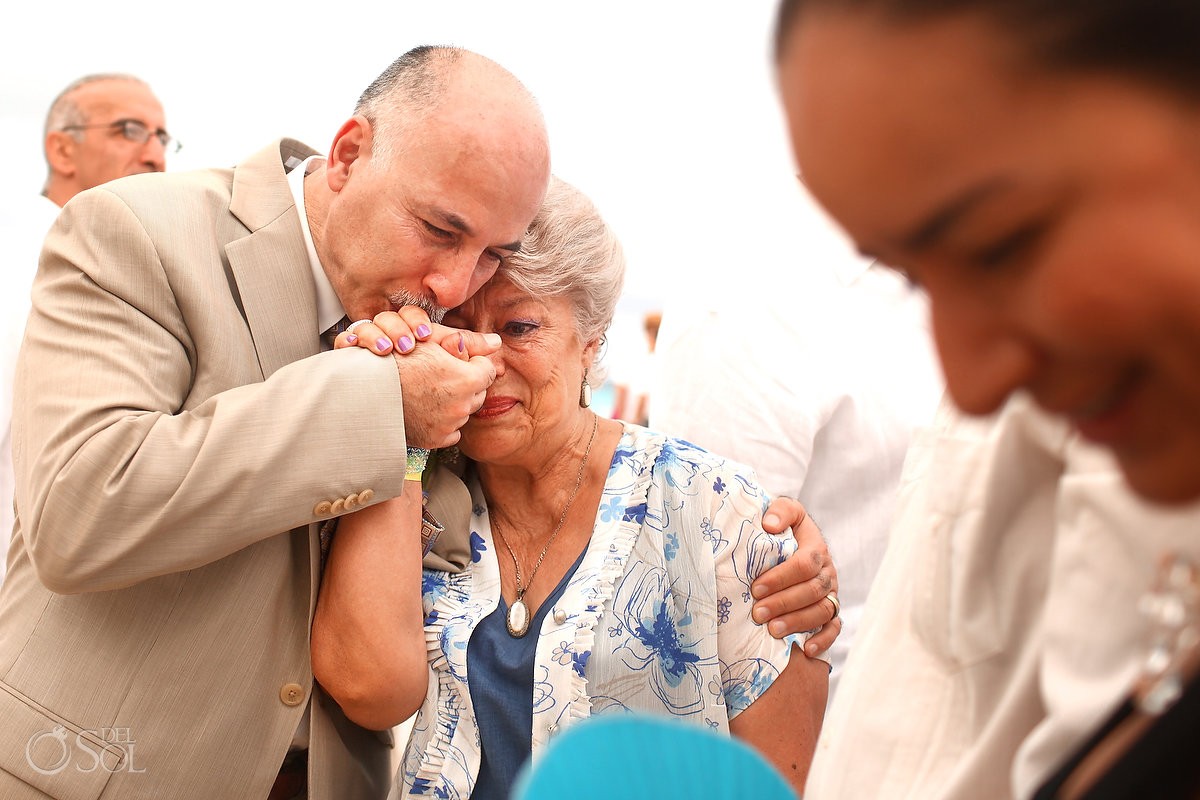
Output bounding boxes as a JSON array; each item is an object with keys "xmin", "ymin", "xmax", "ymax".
[{"xmin": 320, "ymin": 316, "xmax": 351, "ymax": 351}]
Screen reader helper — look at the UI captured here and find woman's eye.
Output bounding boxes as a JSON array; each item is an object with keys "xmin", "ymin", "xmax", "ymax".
[
  {"xmin": 503, "ymin": 321, "xmax": 537, "ymax": 337},
  {"xmin": 971, "ymin": 222, "xmax": 1046, "ymax": 269}
]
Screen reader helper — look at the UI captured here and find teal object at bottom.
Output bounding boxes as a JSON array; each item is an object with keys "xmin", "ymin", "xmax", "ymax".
[{"xmin": 510, "ymin": 714, "xmax": 798, "ymax": 800}]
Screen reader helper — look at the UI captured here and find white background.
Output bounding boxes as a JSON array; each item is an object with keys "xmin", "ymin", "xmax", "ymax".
[{"xmin": 0, "ymin": 1, "xmax": 860, "ymax": 372}]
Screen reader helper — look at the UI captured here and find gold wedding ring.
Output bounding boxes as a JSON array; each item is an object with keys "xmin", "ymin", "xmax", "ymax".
[{"xmin": 825, "ymin": 591, "xmax": 841, "ymax": 620}]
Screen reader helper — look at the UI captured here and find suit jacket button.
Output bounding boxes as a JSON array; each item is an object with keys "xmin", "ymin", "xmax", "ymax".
[
  {"xmin": 313, "ymin": 500, "xmax": 332, "ymax": 517},
  {"xmin": 553, "ymin": 608, "xmax": 567, "ymax": 624},
  {"xmin": 280, "ymin": 683, "xmax": 305, "ymax": 707},
  {"xmin": 358, "ymin": 488, "xmax": 375, "ymax": 504},
  {"xmin": 345, "ymin": 492, "xmax": 360, "ymax": 509},
  {"xmin": 331, "ymin": 498, "xmax": 346, "ymax": 514}
]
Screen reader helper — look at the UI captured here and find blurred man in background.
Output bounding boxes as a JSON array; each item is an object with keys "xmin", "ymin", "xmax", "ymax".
[
  {"xmin": 41, "ymin": 73, "xmax": 173, "ymax": 206},
  {"xmin": 609, "ymin": 309, "xmax": 662, "ymax": 425}
]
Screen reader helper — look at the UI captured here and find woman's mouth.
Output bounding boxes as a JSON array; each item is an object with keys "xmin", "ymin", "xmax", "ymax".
[
  {"xmin": 473, "ymin": 397, "xmax": 518, "ymax": 420},
  {"xmin": 1068, "ymin": 367, "xmax": 1145, "ymax": 446}
]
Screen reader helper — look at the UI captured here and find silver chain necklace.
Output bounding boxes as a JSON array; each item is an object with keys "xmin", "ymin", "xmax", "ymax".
[{"xmin": 493, "ymin": 413, "xmax": 599, "ymax": 637}]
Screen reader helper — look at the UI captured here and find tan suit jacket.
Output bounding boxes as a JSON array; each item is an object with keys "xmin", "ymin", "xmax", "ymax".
[{"xmin": 0, "ymin": 139, "xmax": 452, "ymax": 799}]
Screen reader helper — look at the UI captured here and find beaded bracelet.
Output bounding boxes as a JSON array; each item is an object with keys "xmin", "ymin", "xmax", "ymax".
[{"xmin": 405, "ymin": 447, "xmax": 431, "ymax": 482}]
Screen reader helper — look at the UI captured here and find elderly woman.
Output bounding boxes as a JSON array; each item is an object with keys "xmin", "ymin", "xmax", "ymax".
[
  {"xmin": 311, "ymin": 177, "xmax": 830, "ymax": 798},
  {"xmin": 774, "ymin": 0, "xmax": 1200, "ymax": 797}
]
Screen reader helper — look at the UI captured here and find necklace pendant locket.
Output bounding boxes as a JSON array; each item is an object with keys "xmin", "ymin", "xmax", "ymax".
[{"xmin": 507, "ymin": 598, "xmax": 531, "ymax": 637}]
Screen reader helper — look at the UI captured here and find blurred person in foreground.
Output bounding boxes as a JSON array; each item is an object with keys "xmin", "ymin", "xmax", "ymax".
[
  {"xmin": 775, "ymin": 0, "xmax": 1200, "ymax": 797},
  {"xmin": 0, "ymin": 72, "xmax": 173, "ymax": 587},
  {"xmin": 314, "ymin": 177, "xmax": 830, "ymax": 799}
]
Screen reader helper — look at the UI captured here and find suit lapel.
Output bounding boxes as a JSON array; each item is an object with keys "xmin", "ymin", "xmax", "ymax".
[
  {"xmin": 224, "ymin": 140, "xmax": 329, "ymax": 599},
  {"xmin": 226, "ymin": 139, "xmax": 321, "ymax": 378}
]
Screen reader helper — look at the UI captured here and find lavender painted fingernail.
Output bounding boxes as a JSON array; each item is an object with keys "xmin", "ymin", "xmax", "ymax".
[
  {"xmin": 346, "ymin": 334, "xmax": 358, "ymax": 345},
  {"xmin": 376, "ymin": 337, "xmax": 392, "ymax": 352},
  {"xmin": 416, "ymin": 324, "xmax": 431, "ymax": 338},
  {"xmin": 398, "ymin": 336, "xmax": 414, "ymax": 353},
  {"xmin": 458, "ymin": 335, "xmax": 466, "ymax": 353}
]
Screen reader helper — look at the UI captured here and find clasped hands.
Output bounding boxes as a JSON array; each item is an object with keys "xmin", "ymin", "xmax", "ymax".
[
  {"xmin": 333, "ymin": 308, "xmax": 499, "ymax": 450},
  {"xmin": 334, "ymin": 307, "xmax": 842, "ymax": 655}
]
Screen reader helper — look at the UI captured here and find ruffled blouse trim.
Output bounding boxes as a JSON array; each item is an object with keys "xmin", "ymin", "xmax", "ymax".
[
  {"xmin": 410, "ymin": 579, "xmax": 468, "ymax": 789},
  {"xmin": 411, "ymin": 498, "xmax": 499, "ymax": 791}
]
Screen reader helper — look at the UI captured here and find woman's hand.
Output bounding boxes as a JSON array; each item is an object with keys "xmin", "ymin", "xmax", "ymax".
[
  {"xmin": 334, "ymin": 308, "xmax": 500, "ymax": 360},
  {"xmin": 751, "ymin": 497, "xmax": 842, "ymax": 656}
]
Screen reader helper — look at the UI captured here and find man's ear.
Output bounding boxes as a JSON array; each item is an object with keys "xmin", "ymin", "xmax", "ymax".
[
  {"xmin": 325, "ymin": 115, "xmax": 373, "ymax": 192},
  {"xmin": 45, "ymin": 131, "xmax": 77, "ymax": 178}
]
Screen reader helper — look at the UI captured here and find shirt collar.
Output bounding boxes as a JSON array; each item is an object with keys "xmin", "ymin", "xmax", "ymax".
[
  {"xmin": 286, "ymin": 154, "xmax": 345, "ymax": 335},
  {"xmin": 831, "ymin": 255, "xmax": 875, "ymax": 287}
]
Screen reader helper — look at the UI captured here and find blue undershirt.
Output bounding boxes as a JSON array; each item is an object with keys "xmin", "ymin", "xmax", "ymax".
[{"xmin": 467, "ymin": 546, "xmax": 588, "ymax": 800}]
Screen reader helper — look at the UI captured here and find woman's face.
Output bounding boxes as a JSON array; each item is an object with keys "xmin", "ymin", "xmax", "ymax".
[
  {"xmin": 444, "ymin": 275, "xmax": 596, "ymax": 467},
  {"xmin": 779, "ymin": 9, "xmax": 1200, "ymax": 502}
]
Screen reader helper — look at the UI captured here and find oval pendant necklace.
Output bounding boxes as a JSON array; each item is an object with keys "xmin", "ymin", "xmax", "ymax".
[{"xmin": 494, "ymin": 414, "xmax": 599, "ymax": 638}]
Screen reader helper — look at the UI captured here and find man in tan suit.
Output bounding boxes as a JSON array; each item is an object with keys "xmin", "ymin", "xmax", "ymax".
[{"xmin": 0, "ymin": 47, "xmax": 549, "ymax": 799}]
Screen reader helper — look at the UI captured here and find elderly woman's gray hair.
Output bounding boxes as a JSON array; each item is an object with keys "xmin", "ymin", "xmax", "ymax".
[{"xmin": 500, "ymin": 176, "xmax": 626, "ymax": 366}]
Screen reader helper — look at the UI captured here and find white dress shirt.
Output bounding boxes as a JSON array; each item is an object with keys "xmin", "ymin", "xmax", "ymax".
[
  {"xmin": 1, "ymin": 194, "xmax": 62, "ymax": 586},
  {"xmin": 651, "ymin": 258, "xmax": 943, "ymax": 700},
  {"xmin": 285, "ymin": 153, "xmax": 346, "ymax": 340},
  {"xmin": 804, "ymin": 393, "xmax": 1200, "ymax": 799}
]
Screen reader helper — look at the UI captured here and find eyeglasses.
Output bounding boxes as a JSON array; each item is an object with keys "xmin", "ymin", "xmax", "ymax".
[{"xmin": 59, "ymin": 118, "xmax": 182, "ymax": 154}]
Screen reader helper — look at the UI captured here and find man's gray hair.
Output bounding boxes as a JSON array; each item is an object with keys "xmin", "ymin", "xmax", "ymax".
[
  {"xmin": 500, "ymin": 176, "xmax": 627, "ymax": 375},
  {"xmin": 354, "ymin": 46, "xmax": 464, "ymax": 166},
  {"xmin": 44, "ymin": 73, "xmax": 151, "ymax": 141}
]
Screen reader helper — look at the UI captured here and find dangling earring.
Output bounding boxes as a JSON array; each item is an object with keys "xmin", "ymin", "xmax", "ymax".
[{"xmin": 580, "ymin": 370, "xmax": 592, "ymax": 408}]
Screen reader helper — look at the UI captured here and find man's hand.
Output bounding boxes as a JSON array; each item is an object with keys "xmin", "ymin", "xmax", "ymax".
[
  {"xmin": 752, "ymin": 496, "xmax": 842, "ymax": 657},
  {"xmin": 390, "ymin": 344, "xmax": 496, "ymax": 448}
]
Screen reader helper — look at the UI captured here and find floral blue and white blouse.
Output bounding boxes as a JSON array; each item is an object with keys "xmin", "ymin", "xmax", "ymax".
[{"xmin": 393, "ymin": 424, "xmax": 817, "ymax": 798}]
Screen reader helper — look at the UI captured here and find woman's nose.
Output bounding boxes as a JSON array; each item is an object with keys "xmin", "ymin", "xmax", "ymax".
[
  {"xmin": 485, "ymin": 347, "xmax": 506, "ymax": 378},
  {"xmin": 931, "ymin": 298, "xmax": 1039, "ymax": 416}
]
